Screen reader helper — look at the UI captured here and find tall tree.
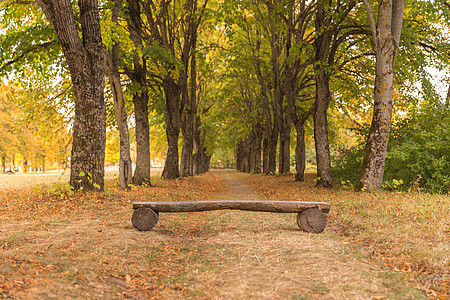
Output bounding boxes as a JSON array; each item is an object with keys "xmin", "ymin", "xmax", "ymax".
[
  {"xmin": 36, "ymin": 0, "xmax": 107, "ymax": 191},
  {"xmin": 357, "ymin": 0, "xmax": 406, "ymax": 191},
  {"xmin": 281, "ymin": 0, "xmax": 315, "ymax": 181},
  {"xmin": 313, "ymin": 0, "xmax": 358, "ymax": 188},
  {"xmin": 105, "ymin": 0, "xmax": 133, "ymax": 190},
  {"xmin": 125, "ymin": 0, "xmax": 152, "ymax": 185},
  {"xmin": 142, "ymin": 0, "xmax": 208, "ymax": 179},
  {"xmin": 313, "ymin": 0, "xmax": 334, "ymax": 187},
  {"xmin": 180, "ymin": 0, "xmax": 207, "ymax": 177}
]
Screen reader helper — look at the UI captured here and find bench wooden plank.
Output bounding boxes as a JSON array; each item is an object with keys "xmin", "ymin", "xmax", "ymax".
[{"xmin": 133, "ymin": 200, "xmax": 330, "ymax": 213}]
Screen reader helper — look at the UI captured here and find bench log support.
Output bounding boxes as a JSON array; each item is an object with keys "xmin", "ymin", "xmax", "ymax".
[{"xmin": 132, "ymin": 200, "xmax": 331, "ymax": 233}]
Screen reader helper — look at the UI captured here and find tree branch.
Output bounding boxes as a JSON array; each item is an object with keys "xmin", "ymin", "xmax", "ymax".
[
  {"xmin": 0, "ymin": 40, "xmax": 57, "ymax": 73},
  {"xmin": 362, "ymin": 0, "xmax": 377, "ymax": 42},
  {"xmin": 441, "ymin": 0, "xmax": 450, "ymax": 9},
  {"xmin": 391, "ymin": 0, "xmax": 406, "ymax": 47}
]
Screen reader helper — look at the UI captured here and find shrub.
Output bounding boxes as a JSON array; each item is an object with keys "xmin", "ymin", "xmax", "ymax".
[{"xmin": 333, "ymin": 103, "xmax": 450, "ymax": 194}]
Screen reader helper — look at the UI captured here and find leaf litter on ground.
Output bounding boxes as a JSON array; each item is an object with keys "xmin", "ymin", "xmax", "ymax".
[{"xmin": 0, "ymin": 170, "xmax": 448, "ymax": 299}]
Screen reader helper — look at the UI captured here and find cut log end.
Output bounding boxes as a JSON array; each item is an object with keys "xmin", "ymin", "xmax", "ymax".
[
  {"xmin": 132, "ymin": 207, "xmax": 159, "ymax": 231},
  {"xmin": 297, "ymin": 208, "xmax": 327, "ymax": 233}
]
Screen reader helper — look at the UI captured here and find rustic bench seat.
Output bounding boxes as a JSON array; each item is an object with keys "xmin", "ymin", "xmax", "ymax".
[{"xmin": 132, "ymin": 200, "xmax": 331, "ymax": 233}]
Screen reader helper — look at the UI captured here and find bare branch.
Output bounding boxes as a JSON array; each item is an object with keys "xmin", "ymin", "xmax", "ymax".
[
  {"xmin": 391, "ymin": 0, "xmax": 406, "ymax": 46},
  {"xmin": 362, "ymin": 0, "xmax": 377, "ymax": 41}
]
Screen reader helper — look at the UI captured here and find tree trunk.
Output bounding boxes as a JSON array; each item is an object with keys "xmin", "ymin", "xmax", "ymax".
[
  {"xmin": 262, "ymin": 137, "xmax": 269, "ymax": 174},
  {"xmin": 251, "ymin": 125, "xmax": 262, "ymax": 174},
  {"xmin": 194, "ymin": 148, "xmax": 210, "ymax": 174},
  {"xmin": 235, "ymin": 140, "xmax": 244, "ymax": 172},
  {"xmin": 278, "ymin": 120, "xmax": 291, "ymax": 174},
  {"xmin": 180, "ymin": 131, "xmax": 193, "ymax": 177},
  {"xmin": 180, "ymin": 51, "xmax": 197, "ymax": 177},
  {"xmin": 180, "ymin": 71, "xmax": 191, "ymax": 177},
  {"xmin": 106, "ymin": 0, "xmax": 133, "ymax": 190},
  {"xmin": 313, "ymin": 2, "xmax": 333, "ymax": 188},
  {"xmin": 127, "ymin": 0, "xmax": 151, "ymax": 186},
  {"xmin": 193, "ymin": 115, "xmax": 210, "ymax": 174},
  {"xmin": 162, "ymin": 77, "xmax": 181, "ymax": 179},
  {"xmin": 294, "ymin": 124, "xmax": 306, "ymax": 181},
  {"xmin": 133, "ymin": 91, "xmax": 151, "ymax": 185},
  {"xmin": 445, "ymin": 83, "xmax": 450, "ymax": 107},
  {"xmin": 314, "ymin": 70, "xmax": 333, "ymax": 188},
  {"xmin": 243, "ymin": 139, "xmax": 250, "ymax": 173},
  {"xmin": 108, "ymin": 66, "xmax": 132, "ymax": 190},
  {"xmin": 267, "ymin": 127, "xmax": 278, "ymax": 174},
  {"xmin": 357, "ymin": 0, "xmax": 406, "ymax": 191},
  {"xmin": 37, "ymin": 0, "xmax": 106, "ymax": 192},
  {"xmin": 248, "ymin": 137, "xmax": 256, "ymax": 173},
  {"xmin": 254, "ymin": 42, "xmax": 277, "ymax": 175}
]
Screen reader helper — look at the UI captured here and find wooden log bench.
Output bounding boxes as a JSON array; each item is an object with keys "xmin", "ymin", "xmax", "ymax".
[{"xmin": 132, "ymin": 200, "xmax": 331, "ymax": 233}]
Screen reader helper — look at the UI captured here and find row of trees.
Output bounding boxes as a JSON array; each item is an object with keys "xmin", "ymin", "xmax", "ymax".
[
  {"xmin": 1, "ymin": 0, "xmax": 449, "ymax": 193},
  {"xmin": 1, "ymin": 0, "xmax": 216, "ymax": 190},
  {"xmin": 226, "ymin": 0, "xmax": 449, "ymax": 191},
  {"xmin": 0, "ymin": 83, "xmax": 70, "ymax": 174}
]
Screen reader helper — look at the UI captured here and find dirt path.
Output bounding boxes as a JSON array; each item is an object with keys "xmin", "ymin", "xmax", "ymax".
[
  {"xmin": 164, "ymin": 170, "xmax": 418, "ymax": 299},
  {"xmin": 215, "ymin": 169, "xmax": 266, "ymax": 200},
  {"xmin": 0, "ymin": 169, "xmax": 426, "ymax": 299}
]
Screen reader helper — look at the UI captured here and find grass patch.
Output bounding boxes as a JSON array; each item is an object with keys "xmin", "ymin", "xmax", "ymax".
[
  {"xmin": 1, "ymin": 169, "xmax": 446, "ymax": 299},
  {"xmin": 246, "ymin": 172, "xmax": 449, "ymax": 299},
  {"xmin": 0, "ymin": 171, "xmax": 225, "ymax": 299}
]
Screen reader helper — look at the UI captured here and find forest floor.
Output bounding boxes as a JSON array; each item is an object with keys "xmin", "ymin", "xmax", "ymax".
[{"xmin": 0, "ymin": 169, "xmax": 448, "ymax": 299}]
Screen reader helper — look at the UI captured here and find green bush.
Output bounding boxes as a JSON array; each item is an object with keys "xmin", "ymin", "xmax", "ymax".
[
  {"xmin": 332, "ymin": 145, "xmax": 364, "ymax": 185},
  {"xmin": 333, "ymin": 103, "xmax": 450, "ymax": 194},
  {"xmin": 385, "ymin": 103, "xmax": 450, "ymax": 193}
]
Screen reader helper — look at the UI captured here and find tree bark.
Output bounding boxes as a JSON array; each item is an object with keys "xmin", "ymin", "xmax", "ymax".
[
  {"xmin": 106, "ymin": 0, "xmax": 133, "ymax": 190},
  {"xmin": 126, "ymin": 0, "xmax": 151, "ymax": 186},
  {"xmin": 314, "ymin": 70, "xmax": 333, "ymax": 187},
  {"xmin": 133, "ymin": 200, "xmax": 331, "ymax": 213},
  {"xmin": 357, "ymin": 0, "xmax": 406, "ymax": 191},
  {"xmin": 180, "ymin": 128, "xmax": 194, "ymax": 177},
  {"xmin": 180, "ymin": 44, "xmax": 198, "ymax": 177},
  {"xmin": 235, "ymin": 140, "xmax": 244, "ymax": 172},
  {"xmin": 162, "ymin": 77, "xmax": 181, "ymax": 179},
  {"xmin": 133, "ymin": 90, "xmax": 151, "ymax": 185},
  {"xmin": 251, "ymin": 125, "xmax": 262, "ymax": 173},
  {"xmin": 294, "ymin": 124, "xmax": 306, "ymax": 181},
  {"xmin": 253, "ymin": 38, "xmax": 278, "ymax": 175},
  {"xmin": 446, "ymin": 83, "xmax": 450, "ymax": 107},
  {"xmin": 278, "ymin": 120, "xmax": 291, "ymax": 174},
  {"xmin": 149, "ymin": 0, "xmax": 205, "ymax": 180},
  {"xmin": 313, "ymin": 2, "xmax": 334, "ymax": 188},
  {"xmin": 193, "ymin": 115, "xmax": 209, "ymax": 174},
  {"xmin": 262, "ymin": 137, "xmax": 269, "ymax": 173},
  {"xmin": 37, "ymin": 0, "xmax": 106, "ymax": 192}
]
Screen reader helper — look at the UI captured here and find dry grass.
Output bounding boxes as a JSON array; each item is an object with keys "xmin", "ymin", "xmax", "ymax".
[
  {"xmin": 245, "ymin": 173, "xmax": 450, "ymax": 298},
  {"xmin": 0, "ymin": 172, "xmax": 225, "ymax": 299},
  {"xmin": 0, "ymin": 169, "xmax": 448, "ymax": 299},
  {"xmin": 0, "ymin": 166, "xmax": 130, "ymax": 189}
]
